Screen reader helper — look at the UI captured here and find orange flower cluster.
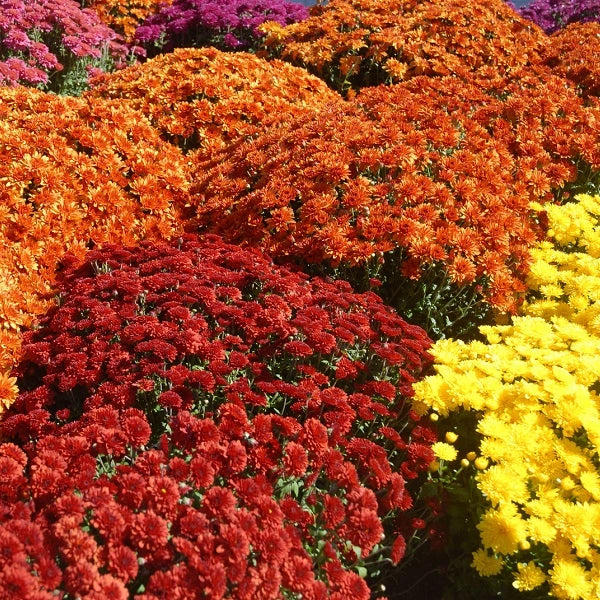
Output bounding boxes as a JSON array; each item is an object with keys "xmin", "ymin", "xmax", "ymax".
[
  {"xmin": 364, "ymin": 69, "xmax": 600, "ymax": 201},
  {"xmin": 541, "ymin": 22, "xmax": 600, "ymax": 100},
  {"xmin": 86, "ymin": 47, "xmax": 340, "ymax": 157},
  {"xmin": 85, "ymin": 0, "xmax": 171, "ymax": 41},
  {"xmin": 260, "ymin": 0, "xmax": 549, "ymax": 93},
  {"xmin": 189, "ymin": 79, "xmax": 542, "ymax": 313},
  {"xmin": 0, "ymin": 86, "xmax": 190, "ymax": 408}
]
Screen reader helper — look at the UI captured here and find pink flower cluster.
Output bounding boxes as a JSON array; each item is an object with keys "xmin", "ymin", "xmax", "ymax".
[
  {"xmin": 1, "ymin": 235, "xmax": 440, "ymax": 598},
  {"xmin": 0, "ymin": 0, "xmax": 129, "ymax": 87}
]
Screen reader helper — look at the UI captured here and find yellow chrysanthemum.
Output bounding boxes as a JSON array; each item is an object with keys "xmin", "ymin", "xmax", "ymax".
[
  {"xmin": 478, "ymin": 505, "xmax": 529, "ymax": 555},
  {"xmin": 580, "ymin": 471, "xmax": 600, "ymax": 501},
  {"xmin": 512, "ymin": 561, "xmax": 547, "ymax": 591},
  {"xmin": 550, "ymin": 558, "xmax": 593, "ymax": 600},
  {"xmin": 471, "ymin": 548, "xmax": 504, "ymax": 577},
  {"xmin": 527, "ymin": 516, "xmax": 557, "ymax": 545},
  {"xmin": 477, "ymin": 465, "xmax": 530, "ymax": 506},
  {"xmin": 431, "ymin": 442, "xmax": 458, "ymax": 462}
]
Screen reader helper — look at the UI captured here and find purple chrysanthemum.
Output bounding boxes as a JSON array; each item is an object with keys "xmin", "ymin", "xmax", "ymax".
[{"xmin": 134, "ymin": 0, "xmax": 309, "ymax": 54}]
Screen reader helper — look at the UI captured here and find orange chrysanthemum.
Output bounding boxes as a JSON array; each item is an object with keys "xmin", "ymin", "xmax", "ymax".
[
  {"xmin": 86, "ymin": 47, "xmax": 341, "ymax": 158},
  {"xmin": 86, "ymin": 0, "xmax": 172, "ymax": 41},
  {"xmin": 541, "ymin": 21, "xmax": 600, "ymax": 101},
  {"xmin": 188, "ymin": 78, "xmax": 550, "ymax": 314},
  {"xmin": 260, "ymin": 0, "xmax": 549, "ymax": 94}
]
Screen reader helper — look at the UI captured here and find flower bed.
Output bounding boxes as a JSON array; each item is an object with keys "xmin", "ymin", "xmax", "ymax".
[
  {"xmin": 1, "ymin": 0, "xmax": 600, "ymax": 597},
  {"xmin": 0, "ymin": 0, "xmax": 131, "ymax": 93}
]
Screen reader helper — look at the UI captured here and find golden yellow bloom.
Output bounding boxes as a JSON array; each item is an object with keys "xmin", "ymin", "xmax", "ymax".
[
  {"xmin": 431, "ymin": 442, "xmax": 458, "ymax": 462},
  {"xmin": 580, "ymin": 471, "xmax": 600, "ymax": 501},
  {"xmin": 478, "ymin": 505, "xmax": 528, "ymax": 555},
  {"xmin": 445, "ymin": 431, "xmax": 458, "ymax": 443},
  {"xmin": 512, "ymin": 561, "xmax": 547, "ymax": 591},
  {"xmin": 472, "ymin": 548, "xmax": 504, "ymax": 577},
  {"xmin": 477, "ymin": 465, "xmax": 530, "ymax": 506},
  {"xmin": 550, "ymin": 557, "xmax": 593, "ymax": 600}
]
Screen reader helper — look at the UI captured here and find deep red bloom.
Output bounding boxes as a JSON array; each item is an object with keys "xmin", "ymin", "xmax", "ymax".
[
  {"xmin": 299, "ymin": 419, "xmax": 329, "ymax": 458},
  {"xmin": 90, "ymin": 502, "xmax": 128, "ymax": 541},
  {"xmin": 323, "ymin": 494, "xmax": 345, "ymax": 528},
  {"xmin": 158, "ymin": 390, "xmax": 183, "ymax": 409},
  {"xmin": 145, "ymin": 475, "xmax": 180, "ymax": 515},
  {"xmin": 121, "ymin": 413, "xmax": 152, "ymax": 447},
  {"xmin": 0, "ymin": 529, "xmax": 26, "ymax": 567},
  {"xmin": 130, "ymin": 511, "xmax": 169, "ymax": 552},
  {"xmin": 202, "ymin": 487, "xmax": 237, "ymax": 519},
  {"xmin": 190, "ymin": 455, "xmax": 216, "ymax": 489},
  {"xmin": 0, "ymin": 564, "xmax": 37, "ymax": 598},
  {"xmin": 391, "ymin": 533, "xmax": 407, "ymax": 565},
  {"xmin": 282, "ymin": 442, "xmax": 308, "ymax": 478},
  {"xmin": 224, "ymin": 440, "xmax": 248, "ymax": 475},
  {"xmin": 107, "ymin": 544, "xmax": 138, "ymax": 582}
]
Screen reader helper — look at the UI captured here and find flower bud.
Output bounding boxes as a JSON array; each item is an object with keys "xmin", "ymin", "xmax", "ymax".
[
  {"xmin": 445, "ymin": 432, "xmax": 458, "ymax": 443},
  {"xmin": 474, "ymin": 457, "xmax": 489, "ymax": 470}
]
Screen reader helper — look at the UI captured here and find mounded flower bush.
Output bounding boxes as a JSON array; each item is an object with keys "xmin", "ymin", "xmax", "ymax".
[
  {"xmin": 358, "ymin": 67, "xmax": 600, "ymax": 200},
  {"xmin": 86, "ymin": 47, "xmax": 341, "ymax": 155},
  {"xmin": 412, "ymin": 194, "xmax": 600, "ymax": 599},
  {"xmin": 0, "ymin": 0, "xmax": 131, "ymax": 94},
  {"xmin": 0, "ymin": 86, "xmax": 190, "ymax": 408},
  {"xmin": 134, "ymin": 0, "xmax": 309, "ymax": 56},
  {"xmin": 188, "ymin": 76, "xmax": 557, "ymax": 338},
  {"xmin": 540, "ymin": 22, "xmax": 600, "ymax": 101},
  {"xmin": 260, "ymin": 0, "xmax": 549, "ymax": 95},
  {"xmin": 1, "ymin": 234, "xmax": 439, "ymax": 598}
]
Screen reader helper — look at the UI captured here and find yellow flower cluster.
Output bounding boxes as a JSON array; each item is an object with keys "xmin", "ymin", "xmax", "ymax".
[{"xmin": 412, "ymin": 194, "xmax": 600, "ymax": 599}]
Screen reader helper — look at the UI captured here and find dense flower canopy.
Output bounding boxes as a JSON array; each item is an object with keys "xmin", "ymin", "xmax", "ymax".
[
  {"xmin": 189, "ymin": 77, "xmax": 549, "ymax": 313},
  {"xmin": 84, "ymin": 0, "xmax": 173, "ymax": 42},
  {"xmin": 260, "ymin": 0, "xmax": 549, "ymax": 94},
  {"xmin": 541, "ymin": 21, "xmax": 600, "ymax": 100},
  {"xmin": 413, "ymin": 194, "xmax": 600, "ymax": 599},
  {"xmin": 0, "ymin": 235, "xmax": 437, "ymax": 597},
  {"xmin": 86, "ymin": 46, "xmax": 341, "ymax": 155},
  {"xmin": 0, "ymin": 0, "xmax": 130, "ymax": 91},
  {"xmin": 518, "ymin": 0, "xmax": 600, "ymax": 33}
]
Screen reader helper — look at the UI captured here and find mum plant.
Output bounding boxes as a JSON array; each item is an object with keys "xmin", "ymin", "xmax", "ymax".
[
  {"xmin": 540, "ymin": 22, "xmax": 600, "ymax": 100},
  {"xmin": 0, "ymin": 0, "xmax": 131, "ymax": 94},
  {"xmin": 517, "ymin": 0, "xmax": 600, "ymax": 33},
  {"xmin": 86, "ymin": 46, "xmax": 340, "ymax": 155},
  {"xmin": 2, "ymin": 234, "xmax": 439, "ymax": 597},
  {"xmin": 134, "ymin": 0, "xmax": 309, "ymax": 55},
  {"xmin": 82, "ymin": 0, "xmax": 172, "ymax": 43},
  {"xmin": 0, "ymin": 85, "xmax": 190, "ymax": 410},
  {"xmin": 188, "ymin": 76, "xmax": 556, "ymax": 338},
  {"xmin": 412, "ymin": 194, "xmax": 600, "ymax": 599},
  {"xmin": 259, "ymin": 0, "xmax": 548, "ymax": 95}
]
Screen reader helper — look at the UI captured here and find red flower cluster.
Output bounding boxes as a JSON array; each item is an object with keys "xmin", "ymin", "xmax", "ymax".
[{"xmin": 3, "ymin": 235, "xmax": 437, "ymax": 597}]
